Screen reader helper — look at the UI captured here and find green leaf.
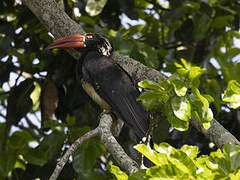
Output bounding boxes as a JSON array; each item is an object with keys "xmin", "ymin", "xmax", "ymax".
[
  {"xmin": 109, "ymin": 165, "xmax": 128, "ymax": 180},
  {"xmin": 229, "ymin": 169, "xmax": 240, "ymax": 179},
  {"xmin": 30, "ymin": 81, "xmax": 41, "ymax": 111},
  {"xmin": 193, "ymin": 13, "xmax": 211, "ymax": 41},
  {"xmin": 39, "ymin": 130, "xmax": 67, "ymax": 160},
  {"xmin": 171, "ymin": 96, "xmax": 191, "ymax": 121},
  {"xmin": 78, "ymin": 16, "xmax": 96, "ymax": 26},
  {"xmin": 191, "ymin": 88, "xmax": 213, "ymax": 124},
  {"xmin": 226, "ymin": 80, "xmax": 240, "ymax": 94},
  {"xmin": 8, "ymin": 131, "xmax": 33, "ymax": 150},
  {"xmin": 137, "ymin": 91, "xmax": 164, "ymax": 101},
  {"xmin": 202, "ymin": 94, "xmax": 215, "ymax": 103},
  {"xmin": 154, "ymin": 142, "xmax": 173, "ymax": 155},
  {"xmin": 226, "ymin": 48, "xmax": 240, "ymax": 59},
  {"xmin": 134, "ymin": 144, "xmax": 168, "ymax": 166},
  {"xmin": 212, "ymin": 15, "xmax": 234, "ymax": 29},
  {"xmin": 14, "ymin": 157, "xmax": 26, "ymax": 171},
  {"xmin": 223, "ymin": 143, "xmax": 240, "ymax": 170},
  {"xmin": 129, "ymin": 169, "xmax": 146, "ymax": 180},
  {"xmin": 69, "ymin": 126, "xmax": 91, "ymax": 142},
  {"xmin": 73, "ymin": 140, "xmax": 105, "ymax": 174},
  {"xmin": 223, "ymin": 80, "xmax": 240, "ymax": 109},
  {"xmin": 137, "ymin": 90, "xmax": 168, "ymax": 106},
  {"xmin": 202, "ymin": 122, "xmax": 211, "ymax": 130},
  {"xmin": 66, "ymin": 114, "xmax": 76, "ymax": 126},
  {"xmin": 138, "ymin": 80, "xmax": 163, "ymax": 91},
  {"xmin": 188, "ymin": 67, "xmax": 206, "ymax": 82},
  {"xmin": 23, "ymin": 147, "xmax": 48, "ymax": 166},
  {"xmin": 180, "ymin": 145, "xmax": 199, "ymax": 159},
  {"xmin": 170, "ymin": 150, "xmax": 197, "ymax": 176},
  {"xmin": 146, "ymin": 163, "xmax": 188, "ymax": 179},
  {"xmin": 172, "ymin": 79, "xmax": 188, "ymax": 96},
  {"xmin": 154, "ymin": 143, "xmax": 197, "ymax": 176},
  {"xmin": 0, "ymin": 151, "xmax": 17, "ymax": 177},
  {"xmin": 166, "ymin": 104, "xmax": 189, "ymax": 131},
  {"xmin": 180, "ymin": 58, "xmax": 188, "ymax": 68},
  {"xmin": 195, "ymin": 155, "xmax": 214, "ymax": 178},
  {"xmin": 229, "ymin": 102, "xmax": 240, "ymax": 109},
  {"xmin": 7, "ymin": 79, "xmax": 34, "ymax": 126},
  {"xmin": 85, "ymin": 0, "xmax": 107, "ymax": 16}
]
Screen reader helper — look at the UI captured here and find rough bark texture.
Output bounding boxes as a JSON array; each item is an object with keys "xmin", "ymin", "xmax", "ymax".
[
  {"xmin": 22, "ymin": 0, "xmax": 84, "ymax": 38},
  {"xmin": 191, "ymin": 117, "xmax": 240, "ymax": 149},
  {"xmin": 98, "ymin": 113, "xmax": 139, "ymax": 174}
]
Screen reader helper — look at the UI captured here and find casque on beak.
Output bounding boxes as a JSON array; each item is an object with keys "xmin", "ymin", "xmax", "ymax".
[{"xmin": 46, "ymin": 35, "xmax": 86, "ymax": 50}]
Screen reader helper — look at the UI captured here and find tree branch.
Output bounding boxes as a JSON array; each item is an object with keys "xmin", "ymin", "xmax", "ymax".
[
  {"xmin": 49, "ymin": 128, "xmax": 99, "ymax": 180},
  {"xmin": 98, "ymin": 113, "xmax": 139, "ymax": 174},
  {"xmin": 49, "ymin": 114, "xmax": 138, "ymax": 180},
  {"xmin": 190, "ymin": 117, "xmax": 240, "ymax": 149}
]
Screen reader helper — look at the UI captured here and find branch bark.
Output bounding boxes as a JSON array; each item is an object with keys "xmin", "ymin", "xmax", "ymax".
[
  {"xmin": 49, "ymin": 114, "xmax": 138, "ymax": 180},
  {"xmin": 98, "ymin": 113, "xmax": 139, "ymax": 174},
  {"xmin": 22, "ymin": 0, "xmax": 240, "ymax": 176}
]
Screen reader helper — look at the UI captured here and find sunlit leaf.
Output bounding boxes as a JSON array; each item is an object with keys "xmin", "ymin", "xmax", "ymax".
[
  {"xmin": 146, "ymin": 163, "xmax": 188, "ymax": 179},
  {"xmin": 109, "ymin": 165, "xmax": 128, "ymax": 180},
  {"xmin": 171, "ymin": 96, "xmax": 191, "ymax": 121},
  {"xmin": 166, "ymin": 104, "xmax": 189, "ymax": 131},
  {"xmin": 223, "ymin": 80, "xmax": 240, "ymax": 109},
  {"xmin": 172, "ymin": 79, "xmax": 188, "ymax": 96},
  {"xmin": 134, "ymin": 144, "xmax": 168, "ymax": 165},
  {"xmin": 138, "ymin": 80, "xmax": 163, "ymax": 91},
  {"xmin": 30, "ymin": 81, "xmax": 41, "ymax": 111},
  {"xmin": 180, "ymin": 145, "xmax": 199, "ymax": 159},
  {"xmin": 85, "ymin": 0, "xmax": 107, "ymax": 16}
]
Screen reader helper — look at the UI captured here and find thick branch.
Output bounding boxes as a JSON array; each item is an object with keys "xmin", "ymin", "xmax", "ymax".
[
  {"xmin": 22, "ymin": 0, "xmax": 84, "ymax": 38},
  {"xmin": 191, "ymin": 117, "xmax": 240, "ymax": 149},
  {"xmin": 98, "ymin": 113, "xmax": 139, "ymax": 174}
]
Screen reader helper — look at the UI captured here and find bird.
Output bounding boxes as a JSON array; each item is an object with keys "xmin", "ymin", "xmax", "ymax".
[{"xmin": 46, "ymin": 33, "xmax": 150, "ymax": 143}]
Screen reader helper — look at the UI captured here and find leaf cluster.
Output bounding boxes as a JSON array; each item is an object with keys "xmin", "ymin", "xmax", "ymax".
[
  {"xmin": 138, "ymin": 59, "xmax": 213, "ymax": 131},
  {"xmin": 110, "ymin": 143, "xmax": 240, "ymax": 179}
]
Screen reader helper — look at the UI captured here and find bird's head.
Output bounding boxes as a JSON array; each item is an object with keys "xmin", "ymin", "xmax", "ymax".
[{"xmin": 46, "ymin": 33, "xmax": 113, "ymax": 56}]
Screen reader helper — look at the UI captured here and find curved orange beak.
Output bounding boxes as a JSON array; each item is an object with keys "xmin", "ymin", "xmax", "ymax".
[{"xmin": 46, "ymin": 35, "xmax": 86, "ymax": 50}]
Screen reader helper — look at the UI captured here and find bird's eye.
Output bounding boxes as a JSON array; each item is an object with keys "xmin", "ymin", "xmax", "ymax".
[{"xmin": 86, "ymin": 35, "xmax": 93, "ymax": 39}]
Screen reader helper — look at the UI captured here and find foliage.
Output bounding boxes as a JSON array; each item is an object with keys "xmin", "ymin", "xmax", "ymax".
[
  {"xmin": 138, "ymin": 59, "xmax": 213, "ymax": 130},
  {"xmin": 0, "ymin": 0, "xmax": 240, "ymax": 179},
  {"xmin": 223, "ymin": 80, "xmax": 240, "ymax": 109},
  {"xmin": 110, "ymin": 143, "xmax": 240, "ymax": 179}
]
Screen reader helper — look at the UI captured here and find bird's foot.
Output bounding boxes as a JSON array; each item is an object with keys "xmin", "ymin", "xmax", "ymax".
[
  {"xmin": 99, "ymin": 109, "xmax": 111, "ymax": 120},
  {"xmin": 103, "ymin": 109, "xmax": 111, "ymax": 114}
]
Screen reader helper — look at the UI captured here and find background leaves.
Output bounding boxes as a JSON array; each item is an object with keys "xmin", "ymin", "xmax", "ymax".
[{"xmin": 0, "ymin": 0, "xmax": 240, "ymax": 179}]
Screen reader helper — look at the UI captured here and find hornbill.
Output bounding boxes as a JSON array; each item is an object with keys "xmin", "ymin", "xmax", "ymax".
[{"xmin": 46, "ymin": 33, "xmax": 150, "ymax": 143}]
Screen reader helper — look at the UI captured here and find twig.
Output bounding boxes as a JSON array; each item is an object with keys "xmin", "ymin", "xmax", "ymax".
[{"xmin": 49, "ymin": 128, "xmax": 99, "ymax": 180}]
